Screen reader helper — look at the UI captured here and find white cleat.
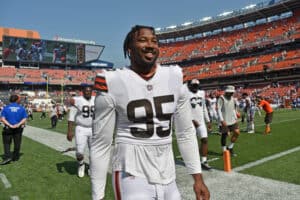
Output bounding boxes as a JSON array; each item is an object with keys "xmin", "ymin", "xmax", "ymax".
[
  {"xmin": 247, "ymin": 130, "xmax": 255, "ymax": 134},
  {"xmin": 78, "ymin": 163, "xmax": 85, "ymax": 178}
]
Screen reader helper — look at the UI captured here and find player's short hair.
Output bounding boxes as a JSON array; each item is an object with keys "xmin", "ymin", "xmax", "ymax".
[
  {"xmin": 9, "ymin": 94, "xmax": 20, "ymax": 103},
  {"xmin": 82, "ymin": 86, "xmax": 92, "ymax": 91},
  {"xmin": 123, "ymin": 25, "xmax": 156, "ymax": 59}
]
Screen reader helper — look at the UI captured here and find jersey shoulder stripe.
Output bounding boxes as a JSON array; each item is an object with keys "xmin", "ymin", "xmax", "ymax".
[{"xmin": 94, "ymin": 75, "xmax": 108, "ymax": 92}]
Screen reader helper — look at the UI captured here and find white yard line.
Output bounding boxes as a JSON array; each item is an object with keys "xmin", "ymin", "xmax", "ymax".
[
  {"xmin": 0, "ymin": 173, "xmax": 12, "ymax": 188},
  {"xmin": 233, "ymin": 146, "xmax": 300, "ymax": 172},
  {"xmin": 240, "ymin": 117, "xmax": 300, "ymax": 128}
]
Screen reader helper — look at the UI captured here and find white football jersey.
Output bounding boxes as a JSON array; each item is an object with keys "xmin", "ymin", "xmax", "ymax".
[
  {"xmin": 188, "ymin": 89, "xmax": 210, "ymax": 124},
  {"xmin": 91, "ymin": 64, "xmax": 202, "ymax": 200},
  {"xmin": 103, "ymin": 66, "xmax": 181, "ymax": 145},
  {"xmin": 68, "ymin": 96, "xmax": 95, "ymax": 127},
  {"xmin": 207, "ymin": 97, "xmax": 217, "ymax": 111},
  {"xmin": 217, "ymin": 95, "xmax": 237, "ymax": 126}
]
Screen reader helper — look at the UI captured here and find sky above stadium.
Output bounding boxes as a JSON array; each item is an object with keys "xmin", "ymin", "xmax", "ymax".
[{"xmin": 1, "ymin": 0, "xmax": 261, "ymax": 67}]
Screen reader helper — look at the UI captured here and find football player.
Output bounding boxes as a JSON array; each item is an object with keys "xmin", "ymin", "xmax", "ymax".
[
  {"xmin": 67, "ymin": 86, "xmax": 95, "ymax": 178},
  {"xmin": 217, "ymin": 85, "xmax": 241, "ymax": 157},
  {"xmin": 188, "ymin": 79, "xmax": 212, "ymax": 170},
  {"xmin": 91, "ymin": 25, "xmax": 209, "ymax": 200},
  {"xmin": 206, "ymin": 92, "xmax": 218, "ymax": 123},
  {"xmin": 241, "ymin": 93, "xmax": 256, "ymax": 133}
]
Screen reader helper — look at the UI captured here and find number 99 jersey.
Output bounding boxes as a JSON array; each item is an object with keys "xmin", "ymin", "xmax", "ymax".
[
  {"xmin": 68, "ymin": 96, "xmax": 95, "ymax": 127},
  {"xmin": 94, "ymin": 64, "xmax": 185, "ymax": 145}
]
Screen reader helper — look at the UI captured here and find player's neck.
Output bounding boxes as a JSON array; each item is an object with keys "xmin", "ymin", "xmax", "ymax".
[{"xmin": 130, "ymin": 64, "xmax": 157, "ymax": 81}]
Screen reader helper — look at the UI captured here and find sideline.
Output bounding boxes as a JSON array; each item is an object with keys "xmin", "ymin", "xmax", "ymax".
[
  {"xmin": 23, "ymin": 126, "xmax": 300, "ymax": 200},
  {"xmin": 0, "ymin": 173, "xmax": 11, "ymax": 188}
]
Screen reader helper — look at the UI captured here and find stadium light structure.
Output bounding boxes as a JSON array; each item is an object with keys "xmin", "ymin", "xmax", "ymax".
[
  {"xmin": 243, "ymin": 4, "xmax": 256, "ymax": 10},
  {"xmin": 218, "ymin": 11, "xmax": 233, "ymax": 17},
  {"xmin": 61, "ymin": 78, "xmax": 64, "ymax": 104},
  {"xmin": 166, "ymin": 25, "xmax": 177, "ymax": 29},
  {"xmin": 181, "ymin": 21, "xmax": 193, "ymax": 26},
  {"xmin": 42, "ymin": 74, "xmax": 49, "ymax": 99},
  {"xmin": 201, "ymin": 16, "xmax": 212, "ymax": 22}
]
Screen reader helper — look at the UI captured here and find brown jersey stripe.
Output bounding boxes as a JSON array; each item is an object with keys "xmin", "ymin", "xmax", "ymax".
[
  {"xmin": 95, "ymin": 76, "xmax": 107, "ymax": 84},
  {"xmin": 94, "ymin": 83, "xmax": 108, "ymax": 92}
]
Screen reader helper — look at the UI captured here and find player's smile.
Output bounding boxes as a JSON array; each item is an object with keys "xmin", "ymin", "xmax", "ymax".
[{"xmin": 142, "ymin": 47, "xmax": 157, "ymax": 59}]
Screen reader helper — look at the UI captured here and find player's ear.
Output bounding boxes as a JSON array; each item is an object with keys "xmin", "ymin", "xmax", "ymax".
[{"xmin": 128, "ymin": 49, "xmax": 132, "ymax": 58}]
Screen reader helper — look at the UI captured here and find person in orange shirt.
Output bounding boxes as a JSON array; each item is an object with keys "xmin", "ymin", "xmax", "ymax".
[{"xmin": 257, "ymin": 96, "xmax": 273, "ymax": 134}]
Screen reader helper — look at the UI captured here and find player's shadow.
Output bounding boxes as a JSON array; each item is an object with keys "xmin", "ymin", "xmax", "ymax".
[
  {"xmin": 56, "ymin": 161, "xmax": 78, "ymax": 175},
  {"xmin": 208, "ymin": 150, "xmax": 223, "ymax": 157}
]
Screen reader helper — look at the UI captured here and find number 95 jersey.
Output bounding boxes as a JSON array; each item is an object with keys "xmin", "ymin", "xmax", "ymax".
[
  {"xmin": 94, "ymin": 64, "xmax": 185, "ymax": 145},
  {"xmin": 68, "ymin": 96, "xmax": 95, "ymax": 127}
]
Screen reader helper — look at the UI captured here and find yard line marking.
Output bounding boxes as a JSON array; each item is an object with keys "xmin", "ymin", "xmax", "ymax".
[
  {"xmin": 207, "ymin": 157, "xmax": 220, "ymax": 162},
  {"xmin": 233, "ymin": 146, "xmax": 300, "ymax": 172},
  {"xmin": 0, "ymin": 173, "xmax": 12, "ymax": 188},
  {"xmin": 10, "ymin": 196, "xmax": 20, "ymax": 200},
  {"xmin": 241, "ymin": 118, "xmax": 300, "ymax": 128}
]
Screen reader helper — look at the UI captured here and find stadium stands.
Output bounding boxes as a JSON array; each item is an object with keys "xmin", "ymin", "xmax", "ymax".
[{"xmin": 0, "ymin": 0, "xmax": 299, "ymax": 107}]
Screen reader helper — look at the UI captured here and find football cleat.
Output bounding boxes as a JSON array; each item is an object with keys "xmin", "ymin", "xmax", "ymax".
[
  {"xmin": 0, "ymin": 158, "xmax": 12, "ymax": 165},
  {"xmin": 78, "ymin": 163, "xmax": 85, "ymax": 178},
  {"xmin": 227, "ymin": 147, "xmax": 237, "ymax": 157},
  {"xmin": 201, "ymin": 161, "xmax": 212, "ymax": 170}
]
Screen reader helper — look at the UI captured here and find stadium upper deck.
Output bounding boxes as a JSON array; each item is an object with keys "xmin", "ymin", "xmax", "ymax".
[
  {"xmin": 156, "ymin": 0, "xmax": 300, "ymax": 40},
  {"xmin": 154, "ymin": 0, "xmax": 300, "ymax": 90}
]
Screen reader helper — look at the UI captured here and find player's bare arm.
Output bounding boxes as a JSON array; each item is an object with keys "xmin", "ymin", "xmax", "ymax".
[
  {"xmin": 192, "ymin": 173, "xmax": 210, "ymax": 200},
  {"xmin": 67, "ymin": 121, "xmax": 74, "ymax": 141}
]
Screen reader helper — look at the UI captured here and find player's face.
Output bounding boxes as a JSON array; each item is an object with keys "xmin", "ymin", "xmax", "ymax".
[
  {"xmin": 83, "ymin": 87, "xmax": 92, "ymax": 100},
  {"xmin": 190, "ymin": 84, "xmax": 199, "ymax": 93},
  {"xmin": 130, "ymin": 28, "xmax": 159, "ymax": 71},
  {"xmin": 225, "ymin": 92, "xmax": 233, "ymax": 99}
]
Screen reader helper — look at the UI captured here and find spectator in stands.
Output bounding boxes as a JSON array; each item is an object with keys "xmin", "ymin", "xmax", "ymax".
[
  {"xmin": 217, "ymin": 85, "xmax": 240, "ymax": 156},
  {"xmin": 257, "ymin": 96, "xmax": 273, "ymax": 135},
  {"xmin": 187, "ymin": 79, "xmax": 212, "ymax": 170},
  {"xmin": 91, "ymin": 25, "xmax": 209, "ymax": 200},
  {"xmin": 0, "ymin": 94, "xmax": 27, "ymax": 165}
]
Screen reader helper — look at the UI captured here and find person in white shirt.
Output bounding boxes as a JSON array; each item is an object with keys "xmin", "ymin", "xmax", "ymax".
[
  {"xmin": 206, "ymin": 92, "xmax": 218, "ymax": 124},
  {"xmin": 91, "ymin": 25, "xmax": 209, "ymax": 200},
  {"xmin": 49, "ymin": 104, "xmax": 57, "ymax": 128},
  {"xmin": 241, "ymin": 93, "xmax": 256, "ymax": 133},
  {"xmin": 188, "ymin": 79, "xmax": 212, "ymax": 170},
  {"xmin": 67, "ymin": 86, "xmax": 95, "ymax": 178},
  {"xmin": 217, "ymin": 85, "xmax": 240, "ymax": 156}
]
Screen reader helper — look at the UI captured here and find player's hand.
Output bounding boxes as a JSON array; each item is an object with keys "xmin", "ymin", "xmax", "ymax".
[
  {"xmin": 207, "ymin": 122, "xmax": 212, "ymax": 130},
  {"xmin": 221, "ymin": 121, "xmax": 227, "ymax": 127},
  {"xmin": 67, "ymin": 132, "xmax": 73, "ymax": 141},
  {"xmin": 194, "ymin": 179, "xmax": 210, "ymax": 200}
]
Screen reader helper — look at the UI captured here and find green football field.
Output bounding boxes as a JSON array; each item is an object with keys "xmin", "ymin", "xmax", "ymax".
[{"xmin": 0, "ymin": 109, "xmax": 299, "ymax": 199}]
